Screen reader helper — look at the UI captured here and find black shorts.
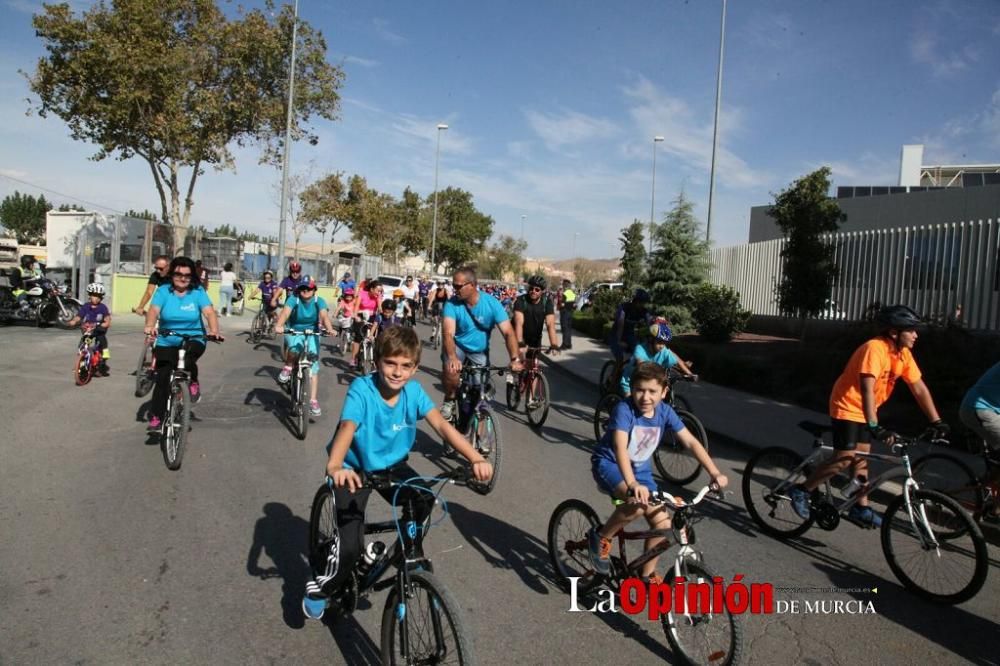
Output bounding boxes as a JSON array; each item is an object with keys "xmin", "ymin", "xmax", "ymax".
[{"xmin": 831, "ymin": 418, "xmax": 872, "ymax": 451}]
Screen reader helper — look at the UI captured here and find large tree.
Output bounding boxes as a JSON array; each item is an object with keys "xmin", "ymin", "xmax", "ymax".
[
  {"xmin": 480, "ymin": 235, "xmax": 527, "ymax": 281},
  {"xmin": 428, "ymin": 187, "xmax": 494, "ymax": 271},
  {"xmin": 344, "ymin": 175, "xmax": 404, "ymax": 261},
  {"xmin": 26, "ymin": 0, "xmax": 344, "ymax": 250},
  {"xmin": 646, "ymin": 190, "xmax": 710, "ymax": 328},
  {"xmin": 0, "ymin": 191, "xmax": 51, "ymax": 243},
  {"xmin": 619, "ymin": 220, "xmax": 646, "ymax": 291},
  {"xmin": 769, "ymin": 167, "xmax": 845, "ymax": 319}
]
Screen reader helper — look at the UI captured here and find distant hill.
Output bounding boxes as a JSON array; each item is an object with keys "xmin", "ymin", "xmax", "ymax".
[{"xmin": 524, "ymin": 257, "xmax": 621, "ymax": 284}]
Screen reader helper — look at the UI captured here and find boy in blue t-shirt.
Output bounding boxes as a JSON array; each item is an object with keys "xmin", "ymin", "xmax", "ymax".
[
  {"xmin": 274, "ymin": 277, "xmax": 334, "ymax": 417},
  {"xmin": 619, "ymin": 322, "xmax": 695, "ymax": 396},
  {"xmin": 589, "ymin": 362, "xmax": 727, "ymax": 583},
  {"xmin": 67, "ymin": 283, "xmax": 112, "ymax": 375},
  {"xmin": 303, "ymin": 326, "xmax": 492, "ymax": 620},
  {"xmin": 374, "ymin": 298, "xmax": 404, "ymax": 338}
]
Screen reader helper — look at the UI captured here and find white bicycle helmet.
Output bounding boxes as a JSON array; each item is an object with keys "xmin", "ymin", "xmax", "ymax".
[{"xmin": 86, "ymin": 282, "xmax": 106, "ymax": 296}]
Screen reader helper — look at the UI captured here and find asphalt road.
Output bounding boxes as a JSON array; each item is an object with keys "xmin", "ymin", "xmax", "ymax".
[{"xmin": 1, "ymin": 317, "xmax": 997, "ymax": 665}]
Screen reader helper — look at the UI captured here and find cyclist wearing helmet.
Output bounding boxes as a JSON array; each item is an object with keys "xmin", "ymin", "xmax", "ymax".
[
  {"xmin": 249, "ymin": 271, "xmax": 280, "ymax": 321},
  {"xmin": 275, "ymin": 276, "xmax": 334, "ymax": 417},
  {"xmin": 272, "ymin": 261, "xmax": 303, "ymax": 310},
  {"xmin": 391, "ymin": 288, "xmax": 412, "ymax": 322},
  {"xmin": 67, "ymin": 283, "xmax": 112, "ymax": 376},
  {"xmin": 333, "ymin": 287, "xmax": 358, "ymax": 329},
  {"xmin": 619, "ymin": 321, "xmax": 694, "ymax": 396},
  {"xmin": 513, "ymin": 275, "xmax": 560, "ymax": 353},
  {"xmin": 789, "ymin": 304, "xmax": 948, "ymax": 528}
]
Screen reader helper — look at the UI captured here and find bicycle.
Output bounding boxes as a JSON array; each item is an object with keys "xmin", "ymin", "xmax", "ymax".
[
  {"xmin": 741, "ymin": 421, "xmax": 989, "ymax": 605},
  {"xmin": 593, "ymin": 373, "xmax": 708, "ymax": 486},
  {"xmin": 306, "ymin": 467, "xmax": 477, "ymax": 664},
  {"xmin": 913, "ymin": 440, "xmax": 1000, "ymax": 525},
  {"xmin": 356, "ymin": 321, "xmax": 377, "ymax": 375},
  {"xmin": 505, "ymin": 346, "xmax": 552, "ymax": 427},
  {"xmin": 333, "ymin": 317, "xmax": 352, "ymax": 355},
  {"xmin": 73, "ymin": 324, "xmax": 104, "ymax": 386},
  {"xmin": 548, "ymin": 485, "xmax": 742, "ymax": 666},
  {"xmin": 248, "ymin": 298, "xmax": 276, "ymax": 344},
  {"xmin": 280, "ymin": 328, "xmax": 325, "ymax": 441},
  {"xmin": 444, "ymin": 360, "xmax": 505, "ymax": 495},
  {"xmin": 428, "ymin": 314, "xmax": 442, "ymax": 351},
  {"xmin": 134, "ymin": 329, "xmax": 157, "ymax": 397},
  {"xmin": 152, "ymin": 331, "xmax": 222, "ymax": 471}
]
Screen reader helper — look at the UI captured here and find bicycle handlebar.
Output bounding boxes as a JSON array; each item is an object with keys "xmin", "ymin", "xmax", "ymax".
[
  {"xmin": 158, "ymin": 330, "xmax": 223, "ymax": 343},
  {"xmin": 646, "ymin": 484, "xmax": 724, "ymax": 509},
  {"xmin": 328, "ymin": 466, "xmax": 471, "ymax": 493},
  {"xmin": 282, "ymin": 328, "xmax": 329, "ymax": 336}
]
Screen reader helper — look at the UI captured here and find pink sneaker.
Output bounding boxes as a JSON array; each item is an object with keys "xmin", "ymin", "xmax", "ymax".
[
  {"xmin": 148, "ymin": 416, "xmax": 162, "ymax": 430},
  {"xmin": 189, "ymin": 382, "xmax": 201, "ymax": 402}
]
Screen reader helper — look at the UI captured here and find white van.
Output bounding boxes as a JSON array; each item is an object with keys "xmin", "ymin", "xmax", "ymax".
[
  {"xmin": 576, "ymin": 282, "xmax": 624, "ymax": 311},
  {"xmin": 377, "ymin": 275, "xmax": 405, "ymax": 290}
]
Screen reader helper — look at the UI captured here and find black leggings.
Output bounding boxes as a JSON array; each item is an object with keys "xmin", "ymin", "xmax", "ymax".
[
  {"xmin": 151, "ymin": 343, "xmax": 205, "ymax": 419},
  {"xmin": 320, "ymin": 462, "xmax": 434, "ymax": 596}
]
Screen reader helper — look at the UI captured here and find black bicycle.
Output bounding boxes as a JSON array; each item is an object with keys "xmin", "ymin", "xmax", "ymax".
[
  {"xmin": 152, "ymin": 331, "xmax": 222, "ymax": 470},
  {"xmin": 307, "ymin": 467, "xmax": 477, "ymax": 665},
  {"xmin": 280, "ymin": 328, "xmax": 325, "ymax": 440},
  {"xmin": 248, "ymin": 298, "xmax": 275, "ymax": 344},
  {"xmin": 446, "ymin": 360, "xmax": 505, "ymax": 495},
  {"xmin": 593, "ymin": 372, "xmax": 707, "ymax": 486}
]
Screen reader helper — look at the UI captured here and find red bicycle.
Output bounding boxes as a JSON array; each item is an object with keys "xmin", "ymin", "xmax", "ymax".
[
  {"xmin": 74, "ymin": 324, "xmax": 103, "ymax": 386},
  {"xmin": 505, "ymin": 347, "xmax": 552, "ymax": 427}
]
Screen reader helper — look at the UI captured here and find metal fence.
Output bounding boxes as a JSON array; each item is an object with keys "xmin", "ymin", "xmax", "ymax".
[{"xmin": 709, "ymin": 218, "xmax": 1000, "ymax": 331}]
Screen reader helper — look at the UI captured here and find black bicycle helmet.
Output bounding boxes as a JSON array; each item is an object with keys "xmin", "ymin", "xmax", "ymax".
[
  {"xmin": 876, "ymin": 304, "xmax": 922, "ymax": 331},
  {"xmin": 633, "ymin": 288, "xmax": 651, "ymax": 303},
  {"xmin": 527, "ymin": 275, "xmax": 547, "ymax": 290}
]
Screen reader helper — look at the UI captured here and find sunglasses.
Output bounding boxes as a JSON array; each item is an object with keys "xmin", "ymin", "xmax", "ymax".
[
  {"xmin": 154, "ymin": 265, "xmax": 169, "ymax": 271},
  {"xmin": 173, "ymin": 272, "xmax": 192, "ymax": 280},
  {"xmin": 452, "ymin": 282, "xmax": 469, "ymax": 290},
  {"xmin": 529, "ymin": 286, "xmax": 543, "ymax": 292}
]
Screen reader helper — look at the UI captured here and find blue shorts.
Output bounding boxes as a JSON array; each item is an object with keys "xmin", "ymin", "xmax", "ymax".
[
  {"xmin": 591, "ymin": 454, "xmax": 656, "ymax": 496},
  {"xmin": 442, "ymin": 347, "xmax": 488, "ymax": 367},
  {"xmin": 285, "ymin": 332, "xmax": 320, "ymax": 374}
]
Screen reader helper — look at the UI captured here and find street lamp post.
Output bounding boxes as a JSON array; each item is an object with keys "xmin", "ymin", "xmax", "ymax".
[
  {"xmin": 650, "ymin": 135, "xmax": 664, "ymax": 253},
  {"xmin": 430, "ymin": 123, "xmax": 448, "ymax": 270},
  {"xmin": 706, "ymin": 0, "xmax": 727, "ymax": 243},
  {"xmin": 276, "ymin": 0, "xmax": 299, "ymax": 282},
  {"xmin": 521, "ymin": 214, "xmax": 526, "ymax": 241},
  {"xmin": 572, "ymin": 232, "xmax": 579, "ymax": 259}
]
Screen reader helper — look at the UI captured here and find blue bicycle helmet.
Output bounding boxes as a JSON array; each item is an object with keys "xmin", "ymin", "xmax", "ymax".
[
  {"xmin": 649, "ymin": 321, "xmax": 672, "ymax": 343},
  {"xmin": 296, "ymin": 275, "xmax": 317, "ymax": 291}
]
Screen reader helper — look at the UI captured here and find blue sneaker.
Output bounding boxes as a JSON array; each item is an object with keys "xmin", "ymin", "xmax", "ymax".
[
  {"xmin": 587, "ymin": 528, "xmax": 611, "ymax": 575},
  {"xmin": 788, "ymin": 484, "xmax": 811, "ymax": 520},
  {"xmin": 848, "ymin": 505, "xmax": 882, "ymax": 528},
  {"xmin": 302, "ymin": 594, "xmax": 328, "ymax": 621}
]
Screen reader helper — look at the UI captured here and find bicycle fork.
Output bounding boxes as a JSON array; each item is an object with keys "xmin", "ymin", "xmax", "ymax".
[{"xmin": 901, "ymin": 478, "xmax": 942, "ymax": 552}]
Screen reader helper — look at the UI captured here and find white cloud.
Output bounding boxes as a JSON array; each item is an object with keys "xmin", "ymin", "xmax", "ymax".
[
  {"xmin": 373, "ymin": 18, "xmax": 407, "ymax": 46},
  {"xmin": 622, "ymin": 75, "xmax": 770, "ymax": 189},
  {"xmin": 914, "ymin": 87, "xmax": 1000, "ymax": 161},
  {"xmin": 343, "ymin": 55, "xmax": 379, "ymax": 68},
  {"xmin": 389, "ymin": 115, "xmax": 474, "ymax": 157},
  {"xmin": 524, "ymin": 109, "xmax": 619, "ymax": 151},
  {"xmin": 909, "ymin": 31, "xmax": 978, "ymax": 78},
  {"xmin": 816, "ymin": 153, "xmax": 899, "ymax": 187}
]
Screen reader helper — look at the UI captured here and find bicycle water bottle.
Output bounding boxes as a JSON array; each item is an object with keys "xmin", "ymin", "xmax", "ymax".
[
  {"xmin": 356, "ymin": 541, "xmax": 386, "ymax": 577},
  {"xmin": 841, "ymin": 474, "xmax": 868, "ymax": 499}
]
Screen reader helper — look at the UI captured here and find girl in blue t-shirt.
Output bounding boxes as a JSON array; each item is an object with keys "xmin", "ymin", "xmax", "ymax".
[
  {"xmin": 302, "ymin": 327, "xmax": 493, "ymax": 620},
  {"xmin": 619, "ymin": 321, "xmax": 695, "ymax": 396},
  {"xmin": 274, "ymin": 276, "xmax": 335, "ymax": 417},
  {"xmin": 588, "ymin": 362, "xmax": 727, "ymax": 585}
]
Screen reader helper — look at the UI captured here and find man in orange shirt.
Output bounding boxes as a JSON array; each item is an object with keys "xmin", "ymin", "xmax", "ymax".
[{"xmin": 789, "ymin": 305, "xmax": 948, "ymax": 527}]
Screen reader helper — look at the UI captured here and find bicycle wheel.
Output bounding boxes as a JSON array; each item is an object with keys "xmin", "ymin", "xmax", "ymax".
[
  {"xmin": 74, "ymin": 350, "xmax": 92, "ymax": 386},
  {"xmin": 741, "ymin": 446, "xmax": 814, "ymax": 538},
  {"xmin": 162, "ymin": 380, "xmax": 190, "ymax": 470},
  {"xmin": 593, "ymin": 393, "xmax": 622, "ymax": 442},
  {"xmin": 881, "ymin": 488, "xmax": 988, "ymax": 605},
  {"xmin": 380, "ymin": 569, "xmax": 475, "ymax": 666},
  {"xmin": 505, "ymin": 374, "xmax": 522, "ymax": 410},
  {"xmin": 526, "ymin": 373, "xmax": 551, "ymax": 428},
  {"xmin": 913, "ymin": 453, "xmax": 984, "ymax": 520},
  {"xmin": 654, "ymin": 409, "xmax": 708, "ymax": 486},
  {"xmin": 670, "ymin": 391, "xmax": 693, "ymax": 413},
  {"xmin": 249, "ymin": 312, "xmax": 264, "ymax": 343},
  {"xmin": 598, "ymin": 360, "xmax": 617, "ymax": 397},
  {"xmin": 307, "ymin": 483, "xmax": 336, "ymax": 576},
  {"xmin": 295, "ymin": 367, "xmax": 310, "ymax": 440},
  {"xmin": 134, "ymin": 341, "xmax": 155, "ymax": 397},
  {"xmin": 547, "ymin": 499, "xmax": 604, "ymax": 596},
  {"xmin": 662, "ymin": 559, "xmax": 743, "ymax": 666},
  {"xmin": 467, "ymin": 411, "xmax": 501, "ymax": 495}
]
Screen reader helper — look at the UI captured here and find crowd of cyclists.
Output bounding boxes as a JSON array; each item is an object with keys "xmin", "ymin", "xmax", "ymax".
[{"xmin": 111, "ymin": 253, "xmax": 997, "ymax": 653}]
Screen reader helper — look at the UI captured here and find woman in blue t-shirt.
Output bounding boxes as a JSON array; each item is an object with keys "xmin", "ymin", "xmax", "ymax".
[
  {"xmin": 274, "ymin": 276, "xmax": 335, "ymax": 417},
  {"xmin": 143, "ymin": 256, "xmax": 223, "ymax": 430}
]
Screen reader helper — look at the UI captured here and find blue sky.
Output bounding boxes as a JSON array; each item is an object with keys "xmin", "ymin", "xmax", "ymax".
[{"xmin": 2, "ymin": 0, "xmax": 999, "ymax": 258}]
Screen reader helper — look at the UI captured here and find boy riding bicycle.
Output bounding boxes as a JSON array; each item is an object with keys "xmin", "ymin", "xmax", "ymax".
[
  {"xmin": 588, "ymin": 362, "xmax": 728, "ymax": 583},
  {"xmin": 788, "ymin": 305, "xmax": 949, "ymax": 528},
  {"xmin": 619, "ymin": 321, "xmax": 694, "ymax": 397},
  {"xmin": 303, "ymin": 327, "xmax": 492, "ymax": 620},
  {"xmin": 67, "ymin": 283, "xmax": 112, "ymax": 376}
]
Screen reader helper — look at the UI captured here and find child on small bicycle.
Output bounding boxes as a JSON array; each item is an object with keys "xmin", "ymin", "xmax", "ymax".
[
  {"xmin": 248, "ymin": 271, "xmax": 279, "ymax": 321},
  {"xmin": 303, "ymin": 326, "xmax": 492, "ymax": 620},
  {"xmin": 619, "ymin": 321, "xmax": 694, "ymax": 397},
  {"xmin": 67, "ymin": 282, "xmax": 112, "ymax": 376},
  {"xmin": 274, "ymin": 276, "xmax": 335, "ymax": 417},
  {"xmin": 589, "ymin": 362, "xmax": 728, "ymax": 583},
  {"xmin": 374, "ymin": 298, "xmax": 404, "ymax": 338},
  {"xmin": 333, "ymin": 288, "xmax": 357, "ymax": 340},
  {"xmin": 391, "ymin": 289, "xmax": 412, "ymax": 322}
]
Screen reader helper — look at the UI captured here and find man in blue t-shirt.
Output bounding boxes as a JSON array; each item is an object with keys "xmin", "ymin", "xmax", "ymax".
[
  {"xmin": 302, "ymin": 327, "xmax": 492, "ymax": 620},
  {"xmin": 337, "ymin": 271, "xmax": 356, "ymax": 297},
  {"xmin": 439, "ymin": 267, "xmax": 523, "ymax": 420},
  {"xmin": 274, "ymin": 276, "xmax": 334, "ymax": 417}
]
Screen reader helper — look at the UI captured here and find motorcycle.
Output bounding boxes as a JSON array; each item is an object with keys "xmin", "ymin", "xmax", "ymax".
[{"xmin": 0, "ymin": 278, "xmax": 81, "ymax": 327}]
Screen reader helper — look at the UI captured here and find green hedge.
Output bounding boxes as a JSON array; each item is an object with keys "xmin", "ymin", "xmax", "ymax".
[{"xmin": 571, "ymin": 311, "xmax": 612, "ymax": 340}]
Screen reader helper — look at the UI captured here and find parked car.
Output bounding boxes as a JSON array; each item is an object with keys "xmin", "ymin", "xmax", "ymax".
[
  {"xmin": 575, "ymin": 282, "xmax": 624, "ymax": 311},
  {"xmin": 376, "ymin": 274, "xmax": 405, "ymax": 290}
]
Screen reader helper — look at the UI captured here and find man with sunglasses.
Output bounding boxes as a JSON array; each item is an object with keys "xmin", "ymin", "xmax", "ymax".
[
  {"xmin": 439, "ymin": 267, "xmax": 523, "ymax": 421},
  {"xmin": 132, "ymin": 255, "xmax": 172, "ymax": 315},
  {"xmin": 513, "ymin": 275, "xmax": 560, "ymax": 355}
]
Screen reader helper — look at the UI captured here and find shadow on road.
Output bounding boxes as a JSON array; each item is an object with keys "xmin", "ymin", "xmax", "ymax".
[
  {"xmin": 246, "ymin": 502, "xmax": 312, "ymax": 630},
  {"xmin": 244, "ymin": 379, "xmax": 302, "ymax": 439}
]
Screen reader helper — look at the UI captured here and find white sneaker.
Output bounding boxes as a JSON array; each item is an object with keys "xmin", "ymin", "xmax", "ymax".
[
  {"xmin": 439, "ymin": 400, "xmax": 456, "ymax": 421},
  {"xmin": 278, "ymin": 366, "xmax": 292, "ymax": 383}
]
